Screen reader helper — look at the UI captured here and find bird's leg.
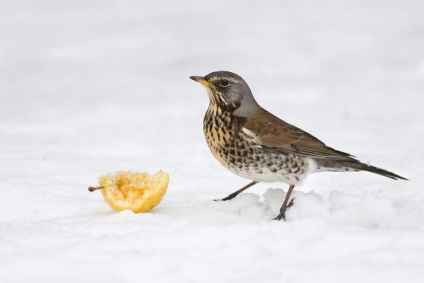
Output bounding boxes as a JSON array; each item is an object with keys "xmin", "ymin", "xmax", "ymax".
[
  {"xmin": 215, "ymin": 181, "xmax": 258, "ymax": 201},
  {"xmin": 273, "ymin": 185, "xmax": 295, "ymax": 221}
]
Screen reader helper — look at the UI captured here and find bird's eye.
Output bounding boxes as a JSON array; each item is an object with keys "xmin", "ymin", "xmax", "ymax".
[{"xmin": 220, "ymin": 79, "xmax": 230, "ymax": 87}]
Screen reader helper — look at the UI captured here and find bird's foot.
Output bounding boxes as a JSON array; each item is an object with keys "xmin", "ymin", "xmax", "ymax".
[
  {"xmin": 273, "ymin": 198, "xmax": 295, "ymax": 221},
  {"xmin": 213, "ymin": 192, "xmax": 238, "ymax": 201},
  {"xmin": 214, "ymin": 197, "xmax": 230, "ymax": 202},
  {"xmin": 213, "ymin": 181, "xmax": 258, "ymax": 201}
]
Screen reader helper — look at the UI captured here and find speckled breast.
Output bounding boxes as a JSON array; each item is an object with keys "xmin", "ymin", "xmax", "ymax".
[{"xmin": 203, "ymin": 106, "xmax": 312, "ymax": 185}]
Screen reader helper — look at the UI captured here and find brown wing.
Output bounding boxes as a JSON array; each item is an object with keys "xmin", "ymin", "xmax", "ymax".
[{"xmin": 242, "ymin": 108, "xmax": 357, "ymax": 161}]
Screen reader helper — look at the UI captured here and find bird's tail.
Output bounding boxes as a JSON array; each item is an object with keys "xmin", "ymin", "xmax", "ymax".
[
  {"xmin": 314, "ymin": 159, "xmax": 408, "ymax": 180},
  {"xmin": 339, "ymin": 161, "xmax": 407, "ymax": 180}
]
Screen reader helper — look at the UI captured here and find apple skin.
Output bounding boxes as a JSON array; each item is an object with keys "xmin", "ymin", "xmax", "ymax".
[{"xmin": 98, "ymin": 170, "xmax": 169, "ymax": 213}]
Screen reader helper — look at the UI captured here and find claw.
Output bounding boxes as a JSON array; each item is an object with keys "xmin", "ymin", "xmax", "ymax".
[{"xmin": 273, "ymin": 193, "xmax": 295, "ymax": 221}]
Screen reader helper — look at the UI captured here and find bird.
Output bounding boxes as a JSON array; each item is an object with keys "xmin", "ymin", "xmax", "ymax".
[{"xmin": 190, "ymin": 71, "xmax": 407, "ymax": 221}]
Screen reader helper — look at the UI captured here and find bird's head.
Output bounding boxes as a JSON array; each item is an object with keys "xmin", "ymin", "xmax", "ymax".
[{"xmin": 190, "ymin": 71, "xmax": 259, "ymax": 116}]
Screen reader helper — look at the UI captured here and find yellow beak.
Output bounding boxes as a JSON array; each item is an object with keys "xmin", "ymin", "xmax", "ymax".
[{"xmin": 190, "ymin": 76, "xmax": 213, "ymax": 87}]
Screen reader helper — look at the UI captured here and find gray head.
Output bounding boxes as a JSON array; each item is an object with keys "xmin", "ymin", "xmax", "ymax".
[{"xmin": 190, "ymin": 71, "xmax": 260, "ymax": 116}]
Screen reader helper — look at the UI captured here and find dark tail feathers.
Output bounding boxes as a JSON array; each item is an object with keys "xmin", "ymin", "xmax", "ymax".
[{"xmin": 343, "ymin": 161, "xmax": 408, "ymax": 180}]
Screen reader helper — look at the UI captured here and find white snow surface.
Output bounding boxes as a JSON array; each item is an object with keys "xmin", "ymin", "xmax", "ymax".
[{"xmin": 1, "ymin": 1, "xmax": 423, "ymax": 282}]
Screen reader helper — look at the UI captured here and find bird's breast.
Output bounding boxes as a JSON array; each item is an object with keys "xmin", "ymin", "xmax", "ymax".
[
  {"xmin": 202, "ymin": 106, "xmax": 313, "ymax": 185},
  {"xmin": 203, "ymin": 106, "xmax": 237, "ymax": 164}
]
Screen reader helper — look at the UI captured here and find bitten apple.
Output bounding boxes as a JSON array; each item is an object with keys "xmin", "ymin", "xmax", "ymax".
[{"xmin": 89, "ymin": 170, "xmax": 169, "ymax": 213}]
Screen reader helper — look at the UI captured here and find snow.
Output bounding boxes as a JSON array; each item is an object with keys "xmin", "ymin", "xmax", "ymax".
[{"xmin": 1, "ymin": 0, "xmax": 423, "ymax": 282}]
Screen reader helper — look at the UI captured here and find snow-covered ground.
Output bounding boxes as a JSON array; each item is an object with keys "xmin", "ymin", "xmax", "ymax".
[{"xmin": 1, "ymin": 0, "xmax": 423, "ymax": 282}]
